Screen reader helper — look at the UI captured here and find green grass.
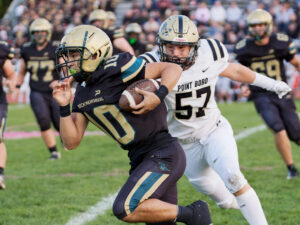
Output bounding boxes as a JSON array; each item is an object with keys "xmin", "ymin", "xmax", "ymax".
[{"xmin": 1, "ymin": 102, "xmax": 300, "ymax": 225}]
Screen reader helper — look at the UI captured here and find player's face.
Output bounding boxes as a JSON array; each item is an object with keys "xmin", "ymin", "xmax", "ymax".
[
  {"xmin": 92, "ymin": 20, "xmax": 105, "ymax": 29},
  {"xmin": 165, "ymin": 44, "xmax": 191, "ymax": 58},
  {"xmin": 249, "ymin": 23, "xmax": 267, "ymax": 37},
  {"xmin": 33, "ymin": 31, "xmax": 48, "ymax": 45},
  {"xmin": 61, "ymin": 51, "xmax": 81, "ymax": 75}
]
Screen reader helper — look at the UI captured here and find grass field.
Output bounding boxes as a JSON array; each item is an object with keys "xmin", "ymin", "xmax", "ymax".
[{"xmin": 0, "ymin": 101, "xmax": 300, "ymax": 225}]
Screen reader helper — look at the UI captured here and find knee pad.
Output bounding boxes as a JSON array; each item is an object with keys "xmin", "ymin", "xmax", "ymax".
[
  {"xmin": 224, "ymin": 172, "xmax": 247, "ymax": 194},
  {"xmin": 189, "ymin": 177, "xmax": 217, "ymax": 196}
]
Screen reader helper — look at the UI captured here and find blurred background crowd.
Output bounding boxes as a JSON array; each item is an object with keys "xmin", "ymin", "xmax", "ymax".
[{"xmin": 1, "ymin": 0, "xmax": 300, "ymax": 103}]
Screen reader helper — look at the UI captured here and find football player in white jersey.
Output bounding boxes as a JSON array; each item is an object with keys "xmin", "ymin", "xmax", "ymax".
[{"xmin": 137, "ymin": 15, "xmax": 291, "ymax": 225}]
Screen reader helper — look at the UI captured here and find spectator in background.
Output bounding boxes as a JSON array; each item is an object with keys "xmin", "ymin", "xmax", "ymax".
[
  {"xmin": 274, "ymin": 1, "xmax": 295, "ymax": 32},
  {"xmin": 156, "ymin": 0, "xmax": 173, "ymax": 15},
  {"xmin": 143, "ymin": 12, "xmax": 160, "ymax": 33},
  {"xmin": 194, "ymin": 2, "xmax": 210, "ymax": 25},
  {"xmin": 216, "ymin": 76, "xmax": 233, "ymax": 103},
  {"xmin": 226, "ymin": 2, "xmax": 242, "ymax": 25},
  {"xmin": 89, "ymin": 9, "xmax": 134, "ymax": 55},
  {"xmin": 0, "ymin": 25, "xmax": 8, "ymax": 41},
  {"xmin": 210, "ymin": 1, "xmax": 226, "ymax": 25},
  {"xmin": 145, "ymin": 31, "xmax": 157, "ymax": 52}
]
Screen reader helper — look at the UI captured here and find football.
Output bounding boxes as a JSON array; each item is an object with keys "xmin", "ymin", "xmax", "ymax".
[{"xmin": 119, "ymin": 79, "xmax": 160, "ymax": 112}]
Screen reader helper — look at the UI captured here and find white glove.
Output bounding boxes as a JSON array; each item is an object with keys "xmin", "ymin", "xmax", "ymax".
[
  {"xmin": 252, "ymin": 72, "xmax": 291, "ymax": 98},
  {"xmin": 272, "ymin": 80, "xmax": 291, "ymax": 99}
]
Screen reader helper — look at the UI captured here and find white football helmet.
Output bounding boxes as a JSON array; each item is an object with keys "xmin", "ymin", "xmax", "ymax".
[
  {"xmin": 157, "ymin": 15, "xmax": 199, "ymax": 69},
  {"xmin": 55, "ymin": 25, "xmax": 113, "ymax": 82},
  {"xmin": 29, "ymin": 18, "xmax": 52, "ymax": 45}
]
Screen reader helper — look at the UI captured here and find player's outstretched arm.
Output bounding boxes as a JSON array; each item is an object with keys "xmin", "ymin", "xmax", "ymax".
[
  {"xmin": 53, "ymin": 78, "xmax": 88, "ymax": 149},
  {"xmin": 221, "ymin": 62, "xmax": 291, "ymax": 98}
]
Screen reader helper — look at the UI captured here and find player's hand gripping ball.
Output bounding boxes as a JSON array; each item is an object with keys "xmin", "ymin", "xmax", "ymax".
[{"xmin": 119, "ymin": 79, "xmax": 160, "ymax": 112}]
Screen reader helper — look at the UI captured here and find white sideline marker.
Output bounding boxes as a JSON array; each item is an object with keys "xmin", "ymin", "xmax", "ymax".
[
  {"xmin": 234, "ymin": 124, "xmax": 266, "ymax": 140},
  {"xmin": 65, "ymin": 192, "xmax": 118, "ymax": 225},
  {"xmin": 65, "ymin": 124, "xmax": 266, "ymax": 225}
]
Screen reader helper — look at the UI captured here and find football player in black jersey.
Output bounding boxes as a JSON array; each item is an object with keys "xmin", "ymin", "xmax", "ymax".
[
  {"xmin": 0, "ymin": 41, "xmax": 16, "ymax": 189},
  {"xmin": 88, "ymin": 9, "xmax": 135, "ymax": 55},
  {"xmin": 53, "ymin": 25, "xmax": 212, "ymax": 225},
  {"xmin": 234, "ymin": 9, "xmax": 300, "ymax": 179},
  {"xmin": 15, "ymin": 18, "xmax": 61, "ymax": 160},
  {"xmin": 125, "ymin": 23, "xmax": 147, "ymax": 56}
]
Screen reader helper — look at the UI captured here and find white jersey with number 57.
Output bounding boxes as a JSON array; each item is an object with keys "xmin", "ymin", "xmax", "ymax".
[{"xmin": 139, "ymin": 39, "xmax": 229, "ymax": 141}]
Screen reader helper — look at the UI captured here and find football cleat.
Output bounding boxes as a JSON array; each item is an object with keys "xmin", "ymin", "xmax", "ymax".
[
  {"xmin": 186, "ymin": 200, "xmax": 212, "ymax": 225},
  {"xmin": 287, "ymin": 166, "xmax": 298, "ymax": 180},
  {"xmin": 0, "ymin": 174, "xmax": 6, "ymax": 190},
  {"xmin": 49, "ymin": 151, "xmax": 61, "ymax": 160}
]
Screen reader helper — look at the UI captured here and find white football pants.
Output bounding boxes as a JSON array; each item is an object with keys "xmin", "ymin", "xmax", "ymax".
[{"xmin": 181, "ymin": 116, "xmax": 247, "ymax": 208}]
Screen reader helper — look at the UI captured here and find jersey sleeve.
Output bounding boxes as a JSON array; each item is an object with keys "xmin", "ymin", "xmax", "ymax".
[
  {"xmin": 138, "ymin": 51, "xmax": 160, "ymax": 63},
  {"xmin": 274, "ymin": 33, "xmax": 295, "ymax": 62},
  {"xmin": 104, "ymin": 52, "xmax": 146, "ymax": 83},
  {"xmin": 233, "ymin": 39, "xmax": 247, "ymax": 63},
  {"xmin": 0, "ymin": 41, "xmax": 14, "ymax": 60},
  {"xmin": 204, "ymin": 39, "xmax": 229, "ymax": 73},
  {"xmin": 113, "ymin": 27, "xmax": 124, "ymax": 39},
  {"xmin": 20, "ymin": 43, "xmax": 30, "ymax": 59},
  {"xmin": 284, "ymin": 37, "xmax": 296, "ymax": 62}
]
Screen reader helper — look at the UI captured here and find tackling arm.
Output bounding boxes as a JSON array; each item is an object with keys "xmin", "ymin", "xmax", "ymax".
[{"xmin": 221, "ymin": 62, "xmax": 291, "ymax": 98}]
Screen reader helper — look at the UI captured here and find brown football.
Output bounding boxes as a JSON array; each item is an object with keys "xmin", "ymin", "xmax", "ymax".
[{"xmin": 119, "ymin": 79, "xmax": 160, "ymax": 112}]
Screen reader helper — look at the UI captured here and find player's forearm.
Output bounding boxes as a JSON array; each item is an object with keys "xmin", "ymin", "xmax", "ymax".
[
  {"xmin": 16, "ymin": 59, "xmax": 26, "ymax": 86},
  {"xmin": 160, "ymin": 64, "xmax": 182, "ymax": 92},
  {"xmin": 221, "ymin": 63, "xmax": 256, "ymax": 83},
  {"xmin": 114, "ymin": 38, "xmax": 135, "ymax": 55},
  {"xmin": 59, "ymin": 115, "xmax": 82, "ymax": 150}
]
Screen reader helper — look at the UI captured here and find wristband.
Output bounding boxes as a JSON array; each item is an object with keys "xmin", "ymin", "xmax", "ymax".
[
  {"xmin": 155, "ymin": 85, "xmax": 169, "ymax": 102},
  {"xmin": 16, "ymin": 84, "xmax": 21, "ymax": 89},
  {"xmin": 252, "ymin": 72, "xmax": 276, "ymax": 91},
  {"xmin": 60, "ymin": 104, "xmax": 71, "ymax": 117}
]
